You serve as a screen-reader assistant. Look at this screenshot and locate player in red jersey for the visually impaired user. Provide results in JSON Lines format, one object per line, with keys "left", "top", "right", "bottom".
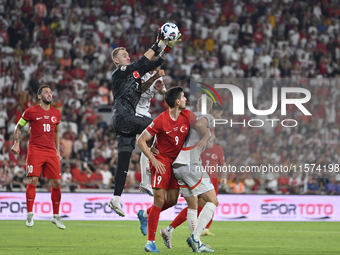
{"left": 11, "top": 85, "right": 65, "bottom": 229}
{"left": 160, "top": 104, "right": 224, "bottom": 251}
{"left": 199, "top": 132, "right": 227, "bottom": 236}
{"left": 137, "top": 86, "right": 210, "bottom": 252}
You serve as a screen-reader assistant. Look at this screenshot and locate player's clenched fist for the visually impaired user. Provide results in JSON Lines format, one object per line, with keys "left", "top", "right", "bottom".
{"left": 11, "top": 142, "right": 20, "bottom": 155}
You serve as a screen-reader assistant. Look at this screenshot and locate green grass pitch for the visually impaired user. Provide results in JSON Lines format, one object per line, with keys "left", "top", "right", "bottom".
{"left": 1, "top": 220, "right": 339, "bottom": 254}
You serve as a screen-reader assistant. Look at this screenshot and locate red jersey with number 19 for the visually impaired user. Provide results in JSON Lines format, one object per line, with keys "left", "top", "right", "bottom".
{"left": 22, "top": 105, "right": 61, "bottom": 156}
{"left": 146, "top": 109, "right": 197, "bottom": 164}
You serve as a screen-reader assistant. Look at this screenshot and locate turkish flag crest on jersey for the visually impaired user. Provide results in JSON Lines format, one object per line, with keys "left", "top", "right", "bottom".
{"left": 133, "top": 71, "right": 140, "bottom": 79}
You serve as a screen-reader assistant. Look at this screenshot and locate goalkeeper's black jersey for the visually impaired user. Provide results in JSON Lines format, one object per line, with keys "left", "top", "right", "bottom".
{"left": 111, "top": 55, "right": 164, "bottom": 119}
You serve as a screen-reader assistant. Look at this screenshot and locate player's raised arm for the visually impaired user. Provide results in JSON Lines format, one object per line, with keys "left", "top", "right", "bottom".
{"left": 138, "top": 31, "right": 182, "bottom": 75}
{"left": 144, "top": 28, "right": 166, "bottom": 60}
{"left": 11, "top": 118, "right": 28, "bottom": 155}
{"left": 54, "top": 123, "right": 61, "bottom": 161}
{"left": 137, "top": 130, "right": 166, "bottom": 174}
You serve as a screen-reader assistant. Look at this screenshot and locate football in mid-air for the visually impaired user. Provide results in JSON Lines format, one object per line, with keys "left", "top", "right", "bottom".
{"left": 161, "top": 22, "right": 179, "bottom": 41}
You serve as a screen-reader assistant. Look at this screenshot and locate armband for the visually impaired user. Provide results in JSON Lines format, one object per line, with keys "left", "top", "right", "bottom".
{"left": 18, "top": 118, "right": 28, "bottom": 127}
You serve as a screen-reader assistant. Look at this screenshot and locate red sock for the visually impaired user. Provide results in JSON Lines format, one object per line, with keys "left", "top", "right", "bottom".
{"left": 146, "top": 199, "right": 172, "bottom": 215}
{"left": 205, "top": 218, "right": 213, "bottom": 229}
{"left": 198, "top": 206, "right": 203, "bottom": 215}
{"left": 26, "top": 184, "right": 36, "bottom": 213}
{"left": 170, "top": 207, "right": 187, "bottom": 229}
{"left": 51, "top": 187, "right": 61, "bottom": 215}
{"left": 147, "top": 205, "right": 161, "bottom": 241}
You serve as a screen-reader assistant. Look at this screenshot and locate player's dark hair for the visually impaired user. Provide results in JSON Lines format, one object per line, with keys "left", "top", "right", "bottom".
{"left": 165, "top": 86, "right": 183, "bottom": 108}
{"left": 212, "top": 102, "right": 224, "bottom": 112}
{"left": 37, "top": 84, "right": 50, "bottom": 96}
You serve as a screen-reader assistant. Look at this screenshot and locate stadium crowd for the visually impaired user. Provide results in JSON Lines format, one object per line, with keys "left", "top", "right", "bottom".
{"left": 1, "top": 0, "right": 340, "bottom": 195}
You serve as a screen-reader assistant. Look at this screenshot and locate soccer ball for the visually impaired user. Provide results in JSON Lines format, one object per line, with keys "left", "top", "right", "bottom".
{"left": 161, "top": 22, "right": 179, "bottom": 41}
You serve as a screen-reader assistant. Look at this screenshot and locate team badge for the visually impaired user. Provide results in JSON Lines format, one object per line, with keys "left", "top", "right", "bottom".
{"left": 51, "top": 116, "right": 57, "bottom": 123}
{"left": 133, "top": 71, "right": 140, "bottom": 79}
{"left": 180, "top": 125, "right": 188, "bottom": 133}
{"left": 121, "top": 66, "right": 126, "bottom": 71}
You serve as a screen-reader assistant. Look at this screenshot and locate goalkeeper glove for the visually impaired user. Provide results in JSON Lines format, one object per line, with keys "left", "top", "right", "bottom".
{"left": 164, "top": 33, "right": 182, "bottom": 53}
{"left": 151, "top": 29, "right": 165, "bottom": 52}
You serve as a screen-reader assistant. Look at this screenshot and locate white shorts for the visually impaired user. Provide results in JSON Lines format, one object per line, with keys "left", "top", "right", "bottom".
{"left": 173, "top": 164, "right": 214, "bottom": 198}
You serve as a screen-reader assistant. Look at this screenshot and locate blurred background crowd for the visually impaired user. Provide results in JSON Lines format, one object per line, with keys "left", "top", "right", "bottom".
{"left": 0, "top": 0, "right": 340, "bottom": 195}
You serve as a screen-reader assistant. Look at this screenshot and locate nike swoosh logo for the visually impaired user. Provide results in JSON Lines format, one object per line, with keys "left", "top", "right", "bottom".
{"left": 36, "top": 117, "right": 42, "bottom": 120}
{"left": 166, "top": 130, "right": 173, "bottom": 134}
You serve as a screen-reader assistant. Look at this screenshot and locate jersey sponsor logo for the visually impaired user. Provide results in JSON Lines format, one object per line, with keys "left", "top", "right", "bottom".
{"left": 174, "top": 127, "right": 178, "bottom": 131}
{"left": 36, "top": 117, "right": 42, "bottom": 120}
{"left": 212, "top": 154, "right": 217, "bottom": 160}
{"left": 206, "top": 153, "right": 211, "bottom": 156}
{"left": 133, "top": 71, "right": 140, "bottom": 79}
{"left": 180, "top": 125, "right": 188, "bottom": 133}
{"left": 120, "top": 66, "right": 126, "bottom": 71}
{"left": 51, "top": 116, "right": 57, "bottom": 123}
{"left": 44, "top": 116, "right": 50, "bottom": 119}
{"left": 166, "top": 130, "right": 173, "bottom": 134}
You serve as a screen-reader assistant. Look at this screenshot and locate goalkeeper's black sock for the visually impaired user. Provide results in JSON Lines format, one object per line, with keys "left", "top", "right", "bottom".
{"left": 113, "top": 151, "right": 132, "bottom": 196}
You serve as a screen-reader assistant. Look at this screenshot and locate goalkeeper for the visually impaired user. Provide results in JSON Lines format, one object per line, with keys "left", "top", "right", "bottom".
{"left": 108, "top": 29, "right": 182, "bottom": 217}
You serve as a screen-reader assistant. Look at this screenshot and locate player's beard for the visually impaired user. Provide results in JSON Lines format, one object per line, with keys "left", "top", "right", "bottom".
{"left": 41, "top": 96, "right": 52, "bottom": 105}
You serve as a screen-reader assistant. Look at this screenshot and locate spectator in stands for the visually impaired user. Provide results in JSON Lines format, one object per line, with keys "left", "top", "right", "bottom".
{"left": 289, "top": 173, "right": 302, "bottom": 194}
{"left": 101, "top": 164, "right": 113, "bottom": 189}
{"left": 229, "top": 178, "right": 245, "bottom": 194}
{"left": 77, "top": 142, "right": 90, "bottom": 162}
{"left": 61, "top": 164, "right": 73, "bottom": 187}
{"left": 60, "top": 132, "right": 73, "bottom": 161}
{"left": 306, "top": 176, "right": 321, "bottom": 195}
{"left": 278, "top": 172, "right": 290, "bottom": 194}
{"left": 244, "top": 174, "right": 256, "bottom": 193}
{"left": 324, "top": 177, "right": 340, "bottom": 195}
{"left": 73, "top": 163, "right": 91, "bottom": 189}
{"left": 89, "top": 166, "right": 103, "bottom": 189}
{"left": 265, "top": 173, "right": 278, "bottom": 194}
{"left": 0, "top": 165, "right": 12, "bottom": 191}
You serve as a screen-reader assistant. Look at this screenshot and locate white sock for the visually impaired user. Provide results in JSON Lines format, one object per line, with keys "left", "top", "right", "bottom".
{"left": 140, "top": 153, "right": 150, "bottom": 186}
{"left": 147, "top": 240, "right": 153, "bottom": 244}
{"left": 53, "top": 214, "right": 59, "bottom": 217}
{"left": 143, "top": 209, "right": 148, "bottom": 218}
{"left": 187, "top": 209, "right": 197, "bottom": 235}
{"left": 193, "top": 202, "right": 216, "bottom": 242}
{"left": 166, "top": 225, "right": 175, "bottom": 234}
{"left": 113, "top": 195, "right": 121, "bottom": 203}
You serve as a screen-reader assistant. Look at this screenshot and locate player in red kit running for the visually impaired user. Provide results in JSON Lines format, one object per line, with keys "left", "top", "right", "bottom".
{"left": 199, "top": 132, "right": 227, "bottom": 236}
{"left": 137, "top": 86, "right": 210, "bottom": 252}
{"left": 11, "top": 85, "right": 65, "bottom": 229}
